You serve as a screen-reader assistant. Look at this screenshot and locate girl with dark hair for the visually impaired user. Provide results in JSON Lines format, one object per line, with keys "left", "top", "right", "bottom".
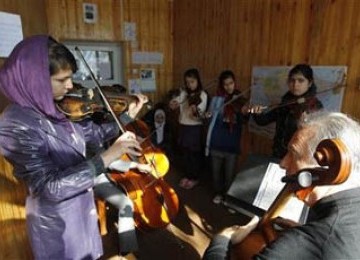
{"left": 249, "top": 64, "right": 323, "bottom": 159}
{"left": 169, "top": 68, "right": 208, "bottom": 189}
{"left": 205, "top": 70, "right": 248, "bottom": 204}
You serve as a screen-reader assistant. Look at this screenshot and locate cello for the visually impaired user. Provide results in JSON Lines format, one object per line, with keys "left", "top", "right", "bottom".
{"left": 231, "top": 138, "right": 351, "bottom": 259}
{"left": 109, "top": 118, "right": 179, "bottom": 230}
{"left": 74, "top": 47, "right": 179, "bottom": 231}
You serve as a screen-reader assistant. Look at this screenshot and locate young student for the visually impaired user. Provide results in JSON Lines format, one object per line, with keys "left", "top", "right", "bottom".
{"left": 0, "top": 35, "right": 145, "bottom": 259}
{"left": 142, "top": 102, "right": 172, "bottom": 155}
{"left": 203, "top": 111, "right": 360, "bottom": 259}
{"left": 205, "top": 70, "right": 248, "bottom": 204}
{"left": 151, "top": 106, "right": 172, "bottom": 158}
{"left": 169, "top": 68, "right": 208, "bottom": 189}
{"left": 248, "top": 64, "right": 323, "bottom": 159}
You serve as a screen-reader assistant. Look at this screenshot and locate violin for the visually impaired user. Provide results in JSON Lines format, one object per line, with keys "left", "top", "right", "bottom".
{"left": 188, "top": 90, "right": 203, "bottom": 106}
{"left": 231, "top": 138, "right": 351, "bottom": 259}
{"left": 169, "top": 79, "right": 218, "bottom": 118}
{"left": 187, "top": 78, "right": 218, "bottom": 107}
{"left": 223, "top": 89, "right": 248, "bottom": 114}
{"left": 286, "top": 95, "right": 322, "bottom": 120}
{"left": 204, "top": 87, "right": 251, "bottom": 120}
{"left": 56, "top": 83, "right": 139, "bottom": 121}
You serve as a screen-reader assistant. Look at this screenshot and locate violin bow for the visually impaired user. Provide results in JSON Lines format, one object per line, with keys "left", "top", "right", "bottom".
{"left": 74, "top": 47, "right": 126, "bottom": 134}
{"left": 253, "top": 81, "right": 346, "bottom": 113}
{"left": 217, "top": 86, "right": 251, "bottom": 110}
{"left": 202, "top": 86, "right": 252, "bottom": 119}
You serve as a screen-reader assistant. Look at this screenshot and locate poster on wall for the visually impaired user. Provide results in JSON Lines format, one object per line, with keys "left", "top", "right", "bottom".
{"left": 249, "top": 66, "right": 347, "bottom": 138}
{"left": 128, "top": 78, "right": 141, "bottom": 94}
{"left": 0, "top": 11, "right": 23, "bottom": 57}
{"left": 140, "top": 68, "right": 156, "bottom": 92}
{"left": 123, "top": 22, "right": 137, "bottom": 42}
{"left": 132, "top": 51, "right": 163, "bottom": 65}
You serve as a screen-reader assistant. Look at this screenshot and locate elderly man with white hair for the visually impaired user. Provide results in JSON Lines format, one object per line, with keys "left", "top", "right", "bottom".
{"left": 204, "top": 111, "right": 360, "bottom": 259}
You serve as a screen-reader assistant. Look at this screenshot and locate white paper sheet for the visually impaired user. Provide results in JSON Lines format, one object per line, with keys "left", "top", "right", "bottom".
{"left": 0, "top": 11, "right": 23, "bottom": 57}
{"left": 253, "top": 162, "right": 305, "bottom": 222}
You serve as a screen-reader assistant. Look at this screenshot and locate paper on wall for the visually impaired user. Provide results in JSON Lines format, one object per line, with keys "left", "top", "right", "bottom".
{"left": 0, "top": 11, "right": 23, "bottom": 57}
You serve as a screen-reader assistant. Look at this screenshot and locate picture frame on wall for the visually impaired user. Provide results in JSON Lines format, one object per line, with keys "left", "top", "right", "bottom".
{"left": 83, "top": 3, "right": 97, "bottom": 24}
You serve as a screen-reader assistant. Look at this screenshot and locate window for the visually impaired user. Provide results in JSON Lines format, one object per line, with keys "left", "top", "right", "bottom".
{"left": 62, "top": 41, "right": 124, "bottom": 88}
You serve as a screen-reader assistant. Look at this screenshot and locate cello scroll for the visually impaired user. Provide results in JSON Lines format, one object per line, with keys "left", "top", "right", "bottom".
{"left": 285, "top": 138, "right": 351, "bottom": 200}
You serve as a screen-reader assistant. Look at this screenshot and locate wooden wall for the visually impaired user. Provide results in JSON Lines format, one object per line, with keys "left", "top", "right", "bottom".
{"left": 121, "top": 0, "right": 174, "bottom": 102}
{"left": 173, "top": 0, "right": 360, "bottom": 155}
{"left": 46, "top": 0, "right": 173, "bottom": 105}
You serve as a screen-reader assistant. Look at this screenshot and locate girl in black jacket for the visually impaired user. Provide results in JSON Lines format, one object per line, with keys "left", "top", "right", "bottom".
{"left": 249, "top": 64, "right": 323, "bottom": 159}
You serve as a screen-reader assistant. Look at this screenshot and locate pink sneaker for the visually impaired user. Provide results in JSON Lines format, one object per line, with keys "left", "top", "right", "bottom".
{"left": 184, "top": 179, "right": 199, "bottom": 189}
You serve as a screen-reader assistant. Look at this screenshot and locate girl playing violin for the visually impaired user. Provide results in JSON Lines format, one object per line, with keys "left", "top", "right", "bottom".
{"left": 169, "top": 68, "right": 208, "bottom": 189}
{"left": 0, "top": 35, "right": 146, "bottom": 259}
{"left": 205, "top": 70, "right": 248, "bottom": 205}
{"left": 248, "top": 64, "right": 323, "bottom": 159}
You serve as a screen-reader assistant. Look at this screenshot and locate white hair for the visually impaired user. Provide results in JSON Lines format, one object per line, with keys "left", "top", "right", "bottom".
{"left": 300, "top": 111, "right": 360, "bottom": 184}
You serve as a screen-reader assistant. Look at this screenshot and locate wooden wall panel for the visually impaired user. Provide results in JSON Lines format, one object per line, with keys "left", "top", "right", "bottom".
{"left": 173, "top": 0, "right": 360, "bottom": 156}
{"left": 46, "top": 0, "right": 120, "bottom": 41}
{"left": 0, "top": 2, "right": 47, "bottom": 258}
{"left": 46, "top": 0, "right": 173, "bottom": 106}
{"left": 121, "top": 0, "right": 173, "bottom": 103}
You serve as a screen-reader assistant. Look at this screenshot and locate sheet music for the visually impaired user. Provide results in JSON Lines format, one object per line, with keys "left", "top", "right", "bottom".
{"left": 253, "top": 162, "right": 305, "bottom": 222}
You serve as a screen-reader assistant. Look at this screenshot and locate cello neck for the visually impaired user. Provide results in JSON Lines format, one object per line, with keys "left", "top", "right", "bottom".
{"left": 257, "top": 184, "right": 296, "bottom": 243}
{"left": 259, "top": 184, "right": 295, "bottom": 226}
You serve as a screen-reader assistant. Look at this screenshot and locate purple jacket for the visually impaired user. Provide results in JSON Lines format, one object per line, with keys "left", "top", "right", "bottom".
{"left": 0, "top": 35, "right": 119, "bottom": 259}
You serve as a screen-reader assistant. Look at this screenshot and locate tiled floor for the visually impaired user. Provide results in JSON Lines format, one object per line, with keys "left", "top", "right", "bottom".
{"left": 100, "top": 156, "right": 250, "bottom": 260}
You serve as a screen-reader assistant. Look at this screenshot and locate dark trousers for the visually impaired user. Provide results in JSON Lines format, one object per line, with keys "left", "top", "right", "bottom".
{"left": 181, "top": 149, "right": 202, "bottom": 180}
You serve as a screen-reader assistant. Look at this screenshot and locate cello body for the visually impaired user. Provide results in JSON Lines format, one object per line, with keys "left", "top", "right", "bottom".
{"left": 231, "top": 230, "right": 268, "bottom": 260}
{"left": 110, "top": 119, "right": 180, "bottom": 231}
{"left": 110, "top": 170, "right": 179, "bottom": 231}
